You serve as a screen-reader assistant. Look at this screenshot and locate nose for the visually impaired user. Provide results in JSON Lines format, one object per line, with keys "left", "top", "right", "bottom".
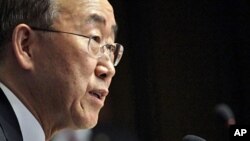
{"left": 95, "top": 61, "right": 116, "bottom": 82}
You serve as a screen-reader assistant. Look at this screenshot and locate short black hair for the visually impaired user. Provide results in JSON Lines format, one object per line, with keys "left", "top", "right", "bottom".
{"left": 0, "top": 0, "right": 57, "bottom": 54}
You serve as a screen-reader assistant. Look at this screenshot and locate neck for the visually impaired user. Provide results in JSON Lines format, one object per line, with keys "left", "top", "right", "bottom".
{"left": 0, "top": 69, "right": 60, "bottom": 140}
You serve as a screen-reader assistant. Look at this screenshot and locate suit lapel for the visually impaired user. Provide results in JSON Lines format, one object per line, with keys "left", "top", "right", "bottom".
{"left": 0, "top": 89, "right": 23, "bottom": 141}
{"left": 0, "top": 125, "right": 7, "bottom": 141}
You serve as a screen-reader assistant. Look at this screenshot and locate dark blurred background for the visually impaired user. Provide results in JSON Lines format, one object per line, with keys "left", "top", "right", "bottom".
{"left": 102, "top": 1, "right": 250, "bottom": 141}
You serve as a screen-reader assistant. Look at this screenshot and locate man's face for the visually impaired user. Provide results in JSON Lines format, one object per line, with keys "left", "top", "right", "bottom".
{"left": 33, "top": 0, "right": 117, "bottom": 129}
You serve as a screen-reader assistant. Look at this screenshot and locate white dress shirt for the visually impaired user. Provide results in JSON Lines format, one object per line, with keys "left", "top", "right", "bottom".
{"left": 0, "top": 82, "right": 45, "bottom": 141}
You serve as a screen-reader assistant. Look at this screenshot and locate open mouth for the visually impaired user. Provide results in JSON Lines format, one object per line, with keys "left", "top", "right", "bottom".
{"left": 89, "top": 91, "right": 102, "bottom": 99}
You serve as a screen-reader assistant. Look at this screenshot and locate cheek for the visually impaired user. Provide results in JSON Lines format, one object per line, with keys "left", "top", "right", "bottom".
{"left": 66, "top": 53, "right": 97, "bottom": 97}
{"left": 54, "top": 41, "right": 97, "bottom": 83}
{"left": 35, "top": 36, "right": 97, "bottom": 98}
{"left": 70, "top": 58, "right": 96, "bottom": 94}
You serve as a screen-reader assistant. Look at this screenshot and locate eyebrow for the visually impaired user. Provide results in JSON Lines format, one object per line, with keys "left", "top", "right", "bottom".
{"left": 86, "top": 13, "right": 118, "bottom": 38}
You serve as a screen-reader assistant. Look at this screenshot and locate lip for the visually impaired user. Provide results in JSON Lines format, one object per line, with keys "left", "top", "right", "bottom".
{"left": 88, "top": 89, "right": 109, "bottom": 106}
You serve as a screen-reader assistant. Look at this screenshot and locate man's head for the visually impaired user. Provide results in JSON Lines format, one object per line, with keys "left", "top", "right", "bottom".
{"left": 0, "top": 0, "right": 123, "bottom": 139}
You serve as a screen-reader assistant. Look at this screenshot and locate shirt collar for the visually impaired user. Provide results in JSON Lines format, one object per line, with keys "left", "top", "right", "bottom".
{"left": 0, "top": 82, "right": 45, "bottom": 141}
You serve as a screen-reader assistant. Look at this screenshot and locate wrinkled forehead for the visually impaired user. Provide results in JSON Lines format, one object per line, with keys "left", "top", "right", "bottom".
{"left": 53, "top": 0, "right": 117, "bottom": 36}
{"left": 54, "top": 0, "right": 116, "bottom": 24}
{"left": 56, "top": 0, "right": 113, "bottom": 13}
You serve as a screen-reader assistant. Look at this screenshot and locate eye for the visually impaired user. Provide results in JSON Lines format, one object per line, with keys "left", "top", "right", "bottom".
{"left": 106, "top": 44, "right": 116, "bottom": 52}
{"left": 91, "top": 35, "right": 101, "bottom": 43}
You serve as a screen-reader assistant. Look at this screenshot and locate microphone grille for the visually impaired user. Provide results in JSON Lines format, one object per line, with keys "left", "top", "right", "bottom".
{"left": 182, "top": 135, "right": 206, "bottom": 141}
{"left": 215, "top": 103, "right": 236, "bottom": 126}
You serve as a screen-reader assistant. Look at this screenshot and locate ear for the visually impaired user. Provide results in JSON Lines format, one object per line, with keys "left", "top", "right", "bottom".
{"left": 12, "top": 24, "right": 35, "bottom": 70}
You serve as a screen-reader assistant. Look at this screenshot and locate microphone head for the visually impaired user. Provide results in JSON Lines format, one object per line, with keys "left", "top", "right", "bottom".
{"left": 215, "top": 103, "right": 236, "bottom": 126}
{"left": 182, "top": 135, "right": 206, "bottom": 141}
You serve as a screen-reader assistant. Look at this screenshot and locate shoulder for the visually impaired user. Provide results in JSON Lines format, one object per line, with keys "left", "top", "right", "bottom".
{"left": 0, "top": 89, "right": 23, "bottom": 141}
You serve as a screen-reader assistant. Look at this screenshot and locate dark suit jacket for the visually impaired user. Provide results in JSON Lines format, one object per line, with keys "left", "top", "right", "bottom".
{"left": 0, "top": 89, "right": 23, "bottom": 141}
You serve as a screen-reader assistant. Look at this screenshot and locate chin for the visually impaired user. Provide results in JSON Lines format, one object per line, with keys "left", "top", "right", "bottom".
{"left": 69, "top": 97, "right": 104, "bottom": 130}
{"left": 71, "top": 105, "right": 100, "bottom": 129}
{"left": 73, "top": 115, "right": 99, "bottom": 129}
{"left": 84, "top": 120, "right": 98, "bottom": 129}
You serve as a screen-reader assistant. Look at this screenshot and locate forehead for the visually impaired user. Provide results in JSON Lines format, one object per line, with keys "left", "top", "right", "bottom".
{"left": 57, "top": 0, "right": 113, "bottom": 13}
{"left": 54, "top": 0, "right": 116, "bottom": 28}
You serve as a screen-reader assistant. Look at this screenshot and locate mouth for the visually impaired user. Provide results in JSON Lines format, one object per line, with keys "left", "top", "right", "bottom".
{"left": 89, "top": 89, "right": 109, "bottom": 100}
{"left": 89, "top": 91, "right": 102, "bottom": 99}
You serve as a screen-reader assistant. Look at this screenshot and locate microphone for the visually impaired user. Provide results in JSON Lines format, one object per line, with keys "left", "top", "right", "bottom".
{"left": 215, "top": 103, "right": 236, "bottom": 127}
{"left": 182, "top": 135, "right": 206, "bottom": 141}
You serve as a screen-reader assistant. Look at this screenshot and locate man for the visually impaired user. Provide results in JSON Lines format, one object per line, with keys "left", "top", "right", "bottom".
{"left": 0, "top": 0, "right": 123, "bottom": 141}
